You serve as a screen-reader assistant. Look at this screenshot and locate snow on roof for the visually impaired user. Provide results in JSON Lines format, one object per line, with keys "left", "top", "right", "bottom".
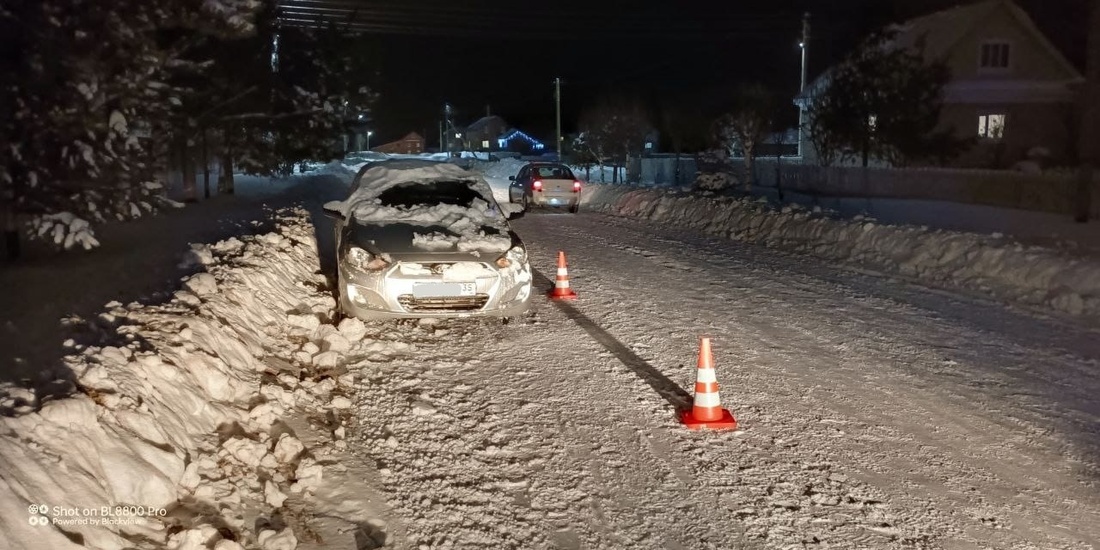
{"left": 342, "top": 159, "right": 513, "bottom": 255}
{"left": 466, "top": 115, "right": 506, "bottom": 133}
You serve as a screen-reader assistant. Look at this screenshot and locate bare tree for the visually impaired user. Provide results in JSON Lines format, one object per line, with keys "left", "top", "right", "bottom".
{"left": 713, "top": 84, "right": 775, "bottom": 190}
{"left": 578, "top": 97, "right": 651, "bottom": 183}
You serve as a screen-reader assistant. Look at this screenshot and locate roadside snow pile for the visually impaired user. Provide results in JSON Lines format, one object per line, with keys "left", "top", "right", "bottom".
{"left": 0, "top": 209, "right": 383, "bottom": 549}
{"left": 476, "top": 157, "right": 526, "bottom": 182}
{"left": 582, "top": 184, "right": 1100, "bottom": 319}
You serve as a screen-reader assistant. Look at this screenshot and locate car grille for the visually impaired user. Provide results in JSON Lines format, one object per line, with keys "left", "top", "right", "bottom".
{"left": 397, "top": 294, "right": 490, "bottom": 312}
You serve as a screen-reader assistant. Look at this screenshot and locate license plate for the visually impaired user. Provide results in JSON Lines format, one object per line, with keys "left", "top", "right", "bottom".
{"left": 412, "top": 282, "right": 476, "bottom": 297}
{"left": 549, "top": 198, "right": 560, "bottom": 205}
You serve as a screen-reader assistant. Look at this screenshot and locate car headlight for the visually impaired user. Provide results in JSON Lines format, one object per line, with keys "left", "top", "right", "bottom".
{"left": 495, "top": 245, "right": 528, "bottom": 269}
{"left": 347, "top": 246, "right": 389, "bottom": 272}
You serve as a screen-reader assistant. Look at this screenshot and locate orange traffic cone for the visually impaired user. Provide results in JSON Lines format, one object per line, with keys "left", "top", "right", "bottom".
{"left": 548, "top": 250, "right": 578, "bottom": 300}
{"left": 680, "top": 337, "right": 738, "bottom": 430}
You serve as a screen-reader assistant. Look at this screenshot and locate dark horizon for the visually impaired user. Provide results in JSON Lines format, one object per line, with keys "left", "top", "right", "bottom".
{"left": 304, "top": 0, "right": 1089, "bottom": 146}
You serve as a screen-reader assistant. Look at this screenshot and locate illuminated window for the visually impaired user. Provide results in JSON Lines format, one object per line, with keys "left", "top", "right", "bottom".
{"left": 481, "top": 140, "right": 490, "bottom": 148}
{"left": 980, "top": 42, "right": 1010, "bottom": 70}
{"left": 868, "top": 114, "right": 877, "bottom": 131}
{"left": 978, "top": 113, "right": 1005, "bottom": 139}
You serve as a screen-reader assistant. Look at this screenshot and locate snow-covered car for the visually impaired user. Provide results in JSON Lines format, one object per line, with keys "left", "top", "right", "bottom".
{"left": 323, "top": 160, "right": 532, "bottom": 321}
{"left": 507, "top": 162, "right": 582, "bottom": 213}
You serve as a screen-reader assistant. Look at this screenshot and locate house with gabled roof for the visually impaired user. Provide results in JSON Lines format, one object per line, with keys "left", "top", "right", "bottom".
{"left": 796, "top": 0, "right": 1084, "bottom": 168}
{"left": 372, "top": 132, "right": 425, "bottom": 155}
{"left": 464, "top": 115, "right": 508, "bottom": 151}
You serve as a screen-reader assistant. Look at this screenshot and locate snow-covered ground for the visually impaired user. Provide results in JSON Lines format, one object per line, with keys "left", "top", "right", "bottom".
{"left": 2, "top": 156, "right": 1099, "bottom": 549}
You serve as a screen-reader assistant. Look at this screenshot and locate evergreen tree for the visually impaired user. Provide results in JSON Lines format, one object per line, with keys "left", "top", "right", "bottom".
{"left": 806, "top": 30, "right": 966, "bottom": 168}
{"left": 0, "top": 0, "right": 262, "bottom": 256}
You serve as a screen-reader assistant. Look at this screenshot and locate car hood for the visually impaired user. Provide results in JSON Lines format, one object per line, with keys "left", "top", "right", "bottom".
{"left": 345, "top": 221, "right": 518, "bottom": 263}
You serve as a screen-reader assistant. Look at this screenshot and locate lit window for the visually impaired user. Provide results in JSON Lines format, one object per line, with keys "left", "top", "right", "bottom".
{"left": 868, "top": 114, "right": 877, "bottom": 131}
{"left": 978, "top": 113, "right": 1005, "bottom": 139}
{"left": 980, "top": 42, "right": 1010, "bottom": 70}
{"left": 481, "top": 140, "right": 490, "bottom": 148}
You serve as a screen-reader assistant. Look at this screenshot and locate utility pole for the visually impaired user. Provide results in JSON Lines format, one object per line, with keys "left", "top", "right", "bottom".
{"left": 444, "top": 103, "right": 453, "bottom": 156}
{"left": 798, "top": 12, "right": 810, "bottom": 160}
{"left": 439, "top": 120, "right": 444, "bottom": 153}
{"left": 1075, "top": 0, "right": 1098, "bottom": 223}
{"left": 554, "top": 77, "right": 563, "bottom": 160}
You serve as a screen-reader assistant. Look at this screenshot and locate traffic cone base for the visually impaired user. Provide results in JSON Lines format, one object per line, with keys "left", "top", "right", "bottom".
{"left": 679, "top": 408, "right": 738, "bottom": 430}
{"left": 548, "top": 288, "right": 578, "bottom": 300}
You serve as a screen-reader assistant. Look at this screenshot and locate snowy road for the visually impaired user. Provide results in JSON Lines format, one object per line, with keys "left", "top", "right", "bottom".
{"left": 344, "top": 209, "right": 1100, "bottom": 549}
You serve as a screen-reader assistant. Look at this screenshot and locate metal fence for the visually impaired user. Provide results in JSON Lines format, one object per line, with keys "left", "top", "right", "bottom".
{"left": 752, "top": 160, "right": 1100, "bottom": 217}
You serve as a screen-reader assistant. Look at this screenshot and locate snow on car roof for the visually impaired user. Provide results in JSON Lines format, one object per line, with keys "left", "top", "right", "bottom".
{"left": 342, "top": 159, "right": 513, "bottom": 255}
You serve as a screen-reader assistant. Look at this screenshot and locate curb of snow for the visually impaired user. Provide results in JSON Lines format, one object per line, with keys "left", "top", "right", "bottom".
{"left": 582, "top": 184, "right": 1100, "bottom": 320}
{"left": 0, "top": 208, "right": 377, "bottom": 549}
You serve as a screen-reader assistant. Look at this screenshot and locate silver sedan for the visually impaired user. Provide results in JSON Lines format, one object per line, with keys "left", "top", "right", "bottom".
{"left": 323, "top": 160, "right": 532, "bottom": 321}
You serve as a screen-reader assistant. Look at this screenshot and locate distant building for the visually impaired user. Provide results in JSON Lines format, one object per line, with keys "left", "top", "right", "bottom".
{"left": 795, "top": 0, "right": 1084, "bottom": 168}
{"left": 465, "top": 116, "right": 508, "bottom": 151}
{"left": 373, "top": 132, "right": 425, "bottom": 155}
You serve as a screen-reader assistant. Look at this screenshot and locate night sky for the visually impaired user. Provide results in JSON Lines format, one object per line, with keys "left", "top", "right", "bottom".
{"left": 294, "top": 0, "right": 1089, "bottom": 147}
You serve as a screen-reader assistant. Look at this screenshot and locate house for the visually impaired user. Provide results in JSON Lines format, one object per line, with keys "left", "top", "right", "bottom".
{"left": 372, "top": 132, "right": 425, "bottom": 155}
{"left": 497, "top": 129, "right": 547, "bottom": 153}
{"left": 795, "top": 0, "right": 1084, "bottom": 168}
{"left": 464, "top": 115, "right": 508, "bottom": 151}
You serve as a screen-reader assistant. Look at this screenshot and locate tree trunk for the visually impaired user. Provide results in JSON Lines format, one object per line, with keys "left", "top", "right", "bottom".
{"left": 221, "top": 153, "right": 235, "bottom": 195}
{"left": 1075, "top": 0, "right": 1099, "bottom": 223}
{"left": 182, "top": 138, "right": 197, "bottom": 203}
{"left": 674, "top": 151, "right": 681, "bottom": 185}
{"left": 613, "top": 163, "right": 619, "bottom": 183}
{"left": 202, "top": 127, "right": 210, "bottom": 200}
{"left": 776, "top": 148, "right": 784, "bottom": 203}
{"left": 1, "top": 177, "right": 18, "bottom": 261}
{"left": 219, "top": 128, "right": 235, "bottom": 195}
{"left": 743, "top": 150, "right": 754, "bottom": 192}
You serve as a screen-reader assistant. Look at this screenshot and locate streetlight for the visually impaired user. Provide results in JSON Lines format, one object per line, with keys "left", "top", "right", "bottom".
{"left": 366, "top": 130, "right": 373, "bottom": 151}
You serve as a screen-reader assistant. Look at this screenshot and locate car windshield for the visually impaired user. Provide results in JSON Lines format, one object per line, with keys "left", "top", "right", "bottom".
{"left": 534, "top": 165, "right": 574, "bottom": 179}
{"left": 376, "top": 180, "right": 484, "bottom": 209}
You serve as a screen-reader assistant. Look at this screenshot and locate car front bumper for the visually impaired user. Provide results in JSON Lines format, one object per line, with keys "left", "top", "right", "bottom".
{"left": 338, "top": 260, "right": 533, "bottom": 320}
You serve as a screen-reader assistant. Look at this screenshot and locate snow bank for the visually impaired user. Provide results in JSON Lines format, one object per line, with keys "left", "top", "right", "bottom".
{"left": 0, "top": 209, "right": 377, "bottom": 549}
{"left": 582, "top": 184, "right": 1100, "bottom": 319}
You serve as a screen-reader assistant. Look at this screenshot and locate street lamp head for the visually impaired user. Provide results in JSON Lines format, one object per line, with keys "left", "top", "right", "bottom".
{"left": 367, "top": 130, "right": 373, "bottom": 136}
{"left": 799, "top": 41, "right": 805, "bottom": 48}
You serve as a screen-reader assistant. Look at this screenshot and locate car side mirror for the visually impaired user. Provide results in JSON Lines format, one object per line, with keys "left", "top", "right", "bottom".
{"left": 508, "top": 176, "right": 516, "bottom": 181}
{"left": 322, "top": 201, "right": 345, "bottom": 221}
